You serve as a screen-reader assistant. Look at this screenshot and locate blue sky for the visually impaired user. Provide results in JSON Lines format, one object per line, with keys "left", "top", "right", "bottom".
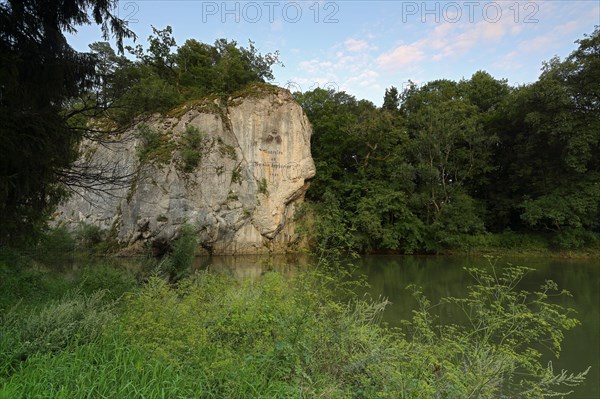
{"left": 66, "top": 1, "right": 600, "bottom": 105}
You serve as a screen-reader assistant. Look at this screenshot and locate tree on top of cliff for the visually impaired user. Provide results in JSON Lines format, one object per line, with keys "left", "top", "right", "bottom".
{"left": 91, "top": 26, "right": 282, "bottom": 123}
{"left": 0, "top": 0, "right": 135, "bottom": 245}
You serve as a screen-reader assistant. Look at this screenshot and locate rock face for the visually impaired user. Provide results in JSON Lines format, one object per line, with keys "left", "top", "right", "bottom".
{"left": 54, "top": 85, "right": 315, "bottom": 255}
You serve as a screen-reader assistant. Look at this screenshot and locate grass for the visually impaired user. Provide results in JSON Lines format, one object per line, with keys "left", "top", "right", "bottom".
{"left": 164, "top": 95, "right": 223, "bottom": 119}
{"left": 0, "top": 243, "right": 591, "bottom": 398}
{"left": 258, "top": 177, "right": 268, "bottom": 194}
{"left": 0, "top": 331, "right": 205, "bottom": 399}
{"left": 228, "top": 82, "right": 282, "bottom": 105}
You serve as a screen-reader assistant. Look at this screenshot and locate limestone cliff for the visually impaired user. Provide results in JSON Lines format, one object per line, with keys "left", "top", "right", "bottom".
{"left": 54, "top": 85, "right": 315, "bottom": 255}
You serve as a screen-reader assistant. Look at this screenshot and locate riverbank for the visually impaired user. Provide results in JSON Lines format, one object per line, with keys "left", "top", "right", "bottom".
{"left": 451, "top": 248, "right": 600, "bottom": 259}
{"left": 361, "top": 231, "right": 600, "bottom": 259}
{"left": 1, "top": 246, "right": 595, "bottom": 398}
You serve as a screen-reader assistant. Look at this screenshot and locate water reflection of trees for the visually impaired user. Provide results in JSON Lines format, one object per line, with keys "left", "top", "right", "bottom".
{"left": 191, "top": 254, "right": 311, "bottom": 281}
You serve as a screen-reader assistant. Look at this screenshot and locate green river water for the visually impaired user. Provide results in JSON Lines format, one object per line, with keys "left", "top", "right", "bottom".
{"left": 195, "top": 254, "right": 599, "bottom": 398}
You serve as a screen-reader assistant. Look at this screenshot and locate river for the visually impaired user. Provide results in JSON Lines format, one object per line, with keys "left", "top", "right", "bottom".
{"left": 195, "top": 254, "right": 599, "bottom": 398}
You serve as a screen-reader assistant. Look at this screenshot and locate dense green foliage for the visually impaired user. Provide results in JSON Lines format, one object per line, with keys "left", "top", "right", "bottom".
{"left": 0, "top": 0, "right": 134, "bottom": 245}
{"left": 298, "top": 27, "right": 599, "bottom": 254}
{"left": 158, "top": 224, "right": 199, "bottom": 281}
{"left": 90, "top": 26, "right": 281, "bottom": 125}
{"left": 181, "top": 125, "right": 204, "bottom": 172}
{"left": 0, "top": 243, "right": 589, "bottom": 398}
{"left": 487, "top": 30, "right": 600, "bottom": 249}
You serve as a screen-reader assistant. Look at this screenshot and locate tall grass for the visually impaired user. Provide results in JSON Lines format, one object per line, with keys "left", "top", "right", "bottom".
{"left": 0, "top": 243, "right": 590, "bottom": 398}
{"left": 0, "top": 331, "right": 205, "bottom": 399}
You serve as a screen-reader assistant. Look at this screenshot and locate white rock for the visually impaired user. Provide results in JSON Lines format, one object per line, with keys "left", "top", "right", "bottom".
{"left": 53, "top": 85, "right": 315, "bottom": 255}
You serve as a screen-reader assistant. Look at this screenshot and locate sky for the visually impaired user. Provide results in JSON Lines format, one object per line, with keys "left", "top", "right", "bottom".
{"left": 66, "top": 0, "right": 600, "bottom": 105}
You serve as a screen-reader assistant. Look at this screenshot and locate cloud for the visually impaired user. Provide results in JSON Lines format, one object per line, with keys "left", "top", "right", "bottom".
{"left": 512, "top": 16, "right": 592, "bottom": 58}
{"left": 554, "top": 20, "right": 581, "bottom": 36}
{"left": 478, "top": 19, "right": 510, "bottom": 40}
{"left": 289, "top": 35, "right": 382, "bottom": 101}
{"left": 492, "top": 9, "right": 595, "bottom": 72}
{"left": 431, "top": 12, "right": 523, "bottom": 60}
{"left": 298, "top": 59, "right": 333, "bottom": 74}
{"left": 281, "top": 0, "right": 595, "bottom": 105}
{"left": 344, "top": 69, "right": 379, "bottom": 88}
{"left": 493, "top": 50, "right": 523, "bottom": 71}
{"left": 377, "top": 43, "right": 426, "bottom": 69}
{"left": 375, "top": 12, "right": 521, "bottom": 68}
{"left": 270, "top": 19, "right": 283, "bottom": 32}
{"left": 432, "top": 30, "right": 477, "bottom": 60}
{"left": 344, "top": 38, "right": 370, "bottom": 52}
{"left": 520, "top": 34, "right": 554, "bottom": 53}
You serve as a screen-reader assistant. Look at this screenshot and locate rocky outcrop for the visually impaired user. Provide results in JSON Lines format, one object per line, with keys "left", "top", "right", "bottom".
{"left": 54, "top": 85, "right": 315, "bottom": 255}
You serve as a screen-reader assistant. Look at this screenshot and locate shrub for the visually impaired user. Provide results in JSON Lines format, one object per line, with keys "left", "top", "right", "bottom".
{"left": 552, "top": 228, "right": 600, "bottom": 250}
{"left": 0, "top": 250, "right": 75, "bottom": 310}
{"left": 120, "top": 74, "right": 182, "bottom": 118}
{"left": 181, "top": 125, "right": 204, "bottom": 172}
{"left": 0, "top": 253, "right": 40, "bottom": 309}
{"left": 159, "top": 224, "right": 197, "bottom": 281}
{"left": 75, "top": 223, "right": 104, "bottom": 249}
{"left": 136, "top": 123, "right": 175, "bottom": 164}
{"left": 231, "top": 166, "right": 243, "bottom": 184}
{"left": 400, "top": 265, "right": 589, "bottom": 398}
{"left": 258, "top": 177, "right": 268, "bottom": 194}
{"left": 34, "top": 227, "right": 76, "bottom": 267}
{"left": 121, "top": 269, "right": 386, "bottom": 396}
{"left": 0, "top": 259, "right": 589, "bottom": 398}
{"left": 119, "top": 263, "right": 588, "bottom": 398}
{"left": 0, "top": 264, "right": 48, "bottom": 310}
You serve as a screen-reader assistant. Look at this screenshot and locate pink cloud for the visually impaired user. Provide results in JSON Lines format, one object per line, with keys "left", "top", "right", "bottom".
{"left": 344, "top": 38, "right": 370, "bottom": 52}
{"left": 377, "top": 43, "right": 426, "bottom": 69}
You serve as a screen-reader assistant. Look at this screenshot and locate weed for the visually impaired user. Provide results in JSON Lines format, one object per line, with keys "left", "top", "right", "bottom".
{"left": 227, "top": 191, "right": 239, "bottom": 202}
{"left": 231, "top": 165, "right": 243, "bottom": 184}
{"left": 258, "top": 178, "right": 268, "bottom": 194}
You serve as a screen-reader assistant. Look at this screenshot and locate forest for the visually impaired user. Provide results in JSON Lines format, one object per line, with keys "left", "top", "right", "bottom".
{"left": 298, "top": 36, "right": 600, "bottom": 254}
{"left": 2, "top": 10, "right": 598, "bottom": 253}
